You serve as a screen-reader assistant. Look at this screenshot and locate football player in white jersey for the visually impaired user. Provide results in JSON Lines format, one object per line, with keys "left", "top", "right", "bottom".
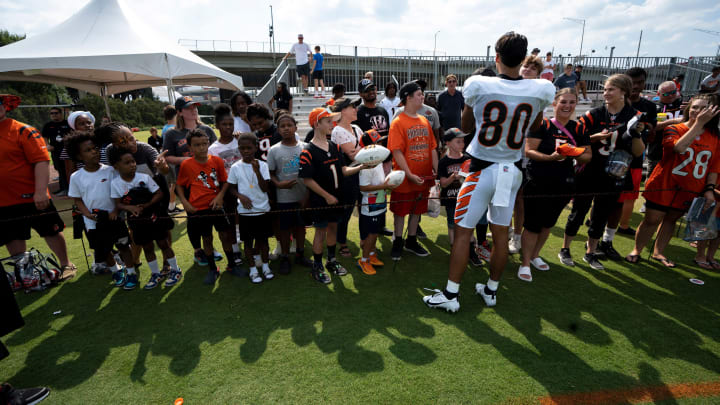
{"left": 423, "top": 32, "right": 555, "bottom": 312}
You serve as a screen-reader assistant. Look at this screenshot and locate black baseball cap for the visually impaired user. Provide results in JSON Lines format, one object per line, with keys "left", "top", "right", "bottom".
{"left": 399, "top": 81, "right": 422, "bottom": 102}
{"left": 442, "top": 128, "right": 466, "bottom": 142}
{"left": 532, "top": 48, "right": 540, "bottom": 53}
{"left": 358, "top": 79, "right": 376, "bottom": 93}
{"left": 175, "top": 96, "right": 200, "bottom": 110}
{"left": 331, "top": 97, "right": 362, "bottom": 112}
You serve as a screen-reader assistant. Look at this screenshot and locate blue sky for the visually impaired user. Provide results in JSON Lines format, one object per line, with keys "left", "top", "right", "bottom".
{"left": 2, "top": 0, "right": 719, "bottom": 58}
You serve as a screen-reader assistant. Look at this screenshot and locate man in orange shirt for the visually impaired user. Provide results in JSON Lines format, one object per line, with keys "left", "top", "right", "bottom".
{"left": 0, "top": 94, "right": 73, "bottom": 277}
{"left": 388, "top": 81, "right": 438, "bottom": 260}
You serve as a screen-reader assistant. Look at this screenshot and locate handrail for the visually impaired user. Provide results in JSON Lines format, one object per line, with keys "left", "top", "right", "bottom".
{"left": 255, "top": 59, "right": 289, "bottom": 106}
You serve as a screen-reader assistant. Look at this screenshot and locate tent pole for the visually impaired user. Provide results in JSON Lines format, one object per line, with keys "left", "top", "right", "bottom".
{"left": 164, "top": 54, "right": 176, "bottom": 102}
{"left": 101, "top": 85, "right": 112, "bottom": 120}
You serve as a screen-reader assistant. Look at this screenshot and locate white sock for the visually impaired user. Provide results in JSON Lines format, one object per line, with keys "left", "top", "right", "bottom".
{"left": 148, "top": 260, "right": 160, "bottom": 275}
{"left": 446, "top": 280, "right": 460, "bottom": 294}
{"left": 486, "top": 279, "right": 499, "bottom": 291}
{"left": 262, "top": 263, "right": 271, "bottom": 272}
{"left": 602, "top": 227, "right": 617, "bottom": 243}
{"left": 232, "top": 243, "right": 240, "bottom": 253}
{"left": 167, "top": 257, "right": 179, "bottom": 272}
{"left": 361, "top": 257, "right": 369, "bottom": 262}
{"left": 168, "top": 202, "right": 176, "bottom": 211}
{"left": 249, "top": 266, "right": 258, "bottom": 275}
{"left": 254, "top": 254, "right": 261, "bottom": 263}
{"left": 126, "top": 266, "right": 136, "bottom": 275}
{"left": 112, "top": 263, "right": 122, "bottom": 273}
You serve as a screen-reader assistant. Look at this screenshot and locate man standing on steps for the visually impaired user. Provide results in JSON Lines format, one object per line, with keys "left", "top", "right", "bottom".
{"left": 353, "top": 79, "right": 390, "bottom": 137}
{"left": 284, "top": 34, "right": 313, "bottom": 95}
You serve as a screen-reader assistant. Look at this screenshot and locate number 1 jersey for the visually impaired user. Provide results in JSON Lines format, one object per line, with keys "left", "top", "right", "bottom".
{"left": 463, "top": 75, "right": 555, "bottom": 163}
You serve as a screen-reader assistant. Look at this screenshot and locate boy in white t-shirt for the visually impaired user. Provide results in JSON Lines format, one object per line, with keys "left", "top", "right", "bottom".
{"left": 358, "top": 164, "right": 398, "bottom": 275}
{"left": 109, "top": 148, "right": 182, "bottom": 290}
{"left": 223, "top": 133, "right": 274, "bottom": 284}
{"left": 66, "top": 132, "right": 134, "bottom": 289}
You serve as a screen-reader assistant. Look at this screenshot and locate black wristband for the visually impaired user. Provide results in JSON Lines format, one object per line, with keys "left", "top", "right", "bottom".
{"left": 703, "top": 184, "right": 716, "bottom": 192}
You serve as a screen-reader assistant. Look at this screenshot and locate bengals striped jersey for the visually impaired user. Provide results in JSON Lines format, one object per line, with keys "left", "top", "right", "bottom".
{"left": 463, "top": 75, "right": 555, "bottom": 163}
{"left": 643, "top": 123, "right": 720, "bottom": 210}
{"left": 298, "top": 141, "right": 346, "bottom": 205}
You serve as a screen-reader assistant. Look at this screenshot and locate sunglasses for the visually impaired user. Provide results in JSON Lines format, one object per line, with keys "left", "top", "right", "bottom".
{"left": 447, "top": 80, "right": 457, "bottom": 83}
{"left": 50, "top": 111, "right": 61, "bottom": 115}
{"left": 660, "top": 90, "right": 677, "bottom": 97}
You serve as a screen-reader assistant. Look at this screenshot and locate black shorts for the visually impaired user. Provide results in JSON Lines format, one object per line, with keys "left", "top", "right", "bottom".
{"left": 297, "top": 63, "right": 310, "bottom": 76}
{"left": 238, "top": 213, "right": 273, "bottom": 244}
{"left": 128, "top": 214, "right": 174, "bottom": 245}
{"left": 359, "top": 213, "right": 385, "bottom": 240}
{"left": 276, "top": 202, "right": 305, "bottom": 230}
{"left": 187, "top": 209, "right": 232, "bottom": 240}
{"left": 0, "top": 201, "right": 65, "bottom": 246}
{"left": 87, "top": 218, "right": 131, "bottom": 261}
{"left": 645, "top": 199, "right": 686, "bottom": 214}
{"left": 312, "top": 70, "right": 324, "bottom": 80}
{"left": 310, "top": 203, "right": 343, "bottom": 228}
{"left": 523, "top": 179, "right": 572, "bottom": 233}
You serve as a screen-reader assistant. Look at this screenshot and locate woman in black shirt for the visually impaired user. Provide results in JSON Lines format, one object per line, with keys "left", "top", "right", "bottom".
{"left": 520, "top": 88, "right": 591, "bottom": 282}
{"left": 269, "top": 82, "right": 293, "bottom": 112}
{"left": 561, "top": 74, "right": 645, "bottom": 270}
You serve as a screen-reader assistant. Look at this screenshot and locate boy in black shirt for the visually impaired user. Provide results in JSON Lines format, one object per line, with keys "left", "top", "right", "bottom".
{"left": 299, "top": 108, "right": 368, "bottom": 284}
{"left": 247, "top": 103, "right": 282, "bottom": 161}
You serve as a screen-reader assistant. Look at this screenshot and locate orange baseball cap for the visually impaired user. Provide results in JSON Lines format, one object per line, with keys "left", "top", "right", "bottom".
{"left": 556, "top": 143, "right": 586, "bottom": 157}
{"left": 308, "top": 107, "right": 339, "bottom": 128}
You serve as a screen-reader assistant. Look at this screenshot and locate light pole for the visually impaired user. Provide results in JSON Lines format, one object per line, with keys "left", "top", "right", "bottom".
{"left": 433, "top": 30, "right": 440, "bottom": 90}
{"left": 563, "top": 17, "right": 586, "bottom": 58}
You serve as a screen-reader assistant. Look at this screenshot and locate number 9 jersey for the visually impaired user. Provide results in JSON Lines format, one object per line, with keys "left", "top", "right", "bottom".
{"left": 463, "top": 75, "right": 555, "bottom": 163}
{"left": 643, "top": 123, "right": 720, "bottom": 210}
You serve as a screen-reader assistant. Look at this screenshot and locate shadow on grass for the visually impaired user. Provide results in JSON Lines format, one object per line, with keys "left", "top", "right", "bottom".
{"left": 4, "top": 216, "right": 720, "bottom": 402}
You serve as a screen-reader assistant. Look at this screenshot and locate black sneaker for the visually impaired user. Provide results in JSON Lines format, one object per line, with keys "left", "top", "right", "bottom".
{"left": 416, "top": 225, "right": 427, "bottom": 239}
{"left": 1, "top": 383, "right": 50, "bottom": 405}
{"left": 405, "top": 239, "right": 430, "bottom": 257}
{"left": 325, "top": 260, "right": 348, "bottom": 276}
{"left": 311, "top": 262, "right": 331, "bottom": 284}
{"left": 469, "top": 243, "right": 483, "bottom": 267}
{"left": 597, "top": 240, "right": 622, "bottom": 261}
{"left": 583, "top": 253, "right": 604, "bottom": 270}
{"left": 391, "top": 238, "right": 404, "bottom": 261}
{"left": 381, "top": 227, "right": 394, "bottom": 236}
{"left": 294, "top": 255, "right": 314, "bottom": 268}
{"left": 228, "top": 264, "right": 248, "bottom": 278}
{"left": 278, "top": 256, "right": 291, "bottom": 275}
{"left": 203, "top": 269, "right": 219, "bottom": 284}
{"left": 617, "top": 226, "right": 636, "bottom": 236}
{"left": 558, "top": 248, "right": 575, "bottom": 266}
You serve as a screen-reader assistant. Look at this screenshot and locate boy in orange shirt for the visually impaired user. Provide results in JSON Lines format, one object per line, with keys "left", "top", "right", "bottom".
{"left": 176, "top": 128, "right": 235, "bottom": 285}
{"left": 387, "top": 81, "right": 438, "bottom": 260}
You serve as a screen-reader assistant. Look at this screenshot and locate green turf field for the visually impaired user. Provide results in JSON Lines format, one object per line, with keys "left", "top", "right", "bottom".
{"left": 2, "top": 197, "right": 720, "bottom": 404}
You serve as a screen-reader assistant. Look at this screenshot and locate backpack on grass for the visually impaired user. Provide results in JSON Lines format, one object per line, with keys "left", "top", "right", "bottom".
{"left": 1, "top": 248, "right": 62, "bottom": 294}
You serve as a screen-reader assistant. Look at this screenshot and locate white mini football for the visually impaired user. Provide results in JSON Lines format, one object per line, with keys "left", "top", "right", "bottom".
{"left": 385, "top": 170, "right": 405, "bottom": 186}
{"left": 354, "top": 144, "right": 390, "bottom": 166}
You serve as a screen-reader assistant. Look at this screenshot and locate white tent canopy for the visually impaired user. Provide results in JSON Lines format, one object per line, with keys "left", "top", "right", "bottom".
{"left": 0, "top": 0, "right": 243, "bottom": 96}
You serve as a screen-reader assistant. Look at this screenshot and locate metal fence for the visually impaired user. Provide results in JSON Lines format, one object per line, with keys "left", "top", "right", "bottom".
{"left": 178, "top": 39, "right": 445, "bottom": 57}
{"left": 263, "top": 54, "right": 718, "bottom": 96}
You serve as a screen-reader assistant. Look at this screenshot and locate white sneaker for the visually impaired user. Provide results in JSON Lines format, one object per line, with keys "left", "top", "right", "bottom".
{"left": 249, "top": 269, "right": 263, "bottom": 284}
{"left": 475, "top": 283, "right": 497, "bottom": 307}
{"left": 422, "top": 288, "right": 460, "bottom": 313}
{"left": 530, "top": 257, "right": 550, "bottom": 271}
{"left": 262, "top": 265, "right": 274, "bottom": 280}
{"left": 517, "top": 265, "right": 532, "bottom": 282}
{"left": 508, "top": 235, "right": 521, "bottom": 254}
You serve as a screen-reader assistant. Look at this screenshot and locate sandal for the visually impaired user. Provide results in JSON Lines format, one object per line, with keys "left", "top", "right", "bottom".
{"left": 339, "top": 245, "right": 351, "bottom": 258}
{"left": 60, "top": 263, "right": 77, "bottom": 281}
{"left": 625, "top": 254, "right": 640, "bottom": 264}
{"left": 693, "top": 259, "right": 713, "bottom": 270}
{"left": 517, "top": 265, "right": 532, "bottom": 282}
{"left": 651, "top": 256, "right": 676, "bottom": 268}
{"left": 708, "top": 260, "right": 720, "bottom": 270}
{"left": 530, "top": 257, "right": 550, "bottom": 271}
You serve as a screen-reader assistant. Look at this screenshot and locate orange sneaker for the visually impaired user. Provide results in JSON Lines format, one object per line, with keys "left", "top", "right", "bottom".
{"left": 369, "top": 254, "right": 384, "bottom": 267}
{"left": 357, "top": 259, "right": 376, "bottom": 275}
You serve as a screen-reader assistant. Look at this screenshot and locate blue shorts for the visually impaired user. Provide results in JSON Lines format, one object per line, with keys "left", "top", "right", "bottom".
{"left": 276, "top": 202, "right": 305, "bottom": 230}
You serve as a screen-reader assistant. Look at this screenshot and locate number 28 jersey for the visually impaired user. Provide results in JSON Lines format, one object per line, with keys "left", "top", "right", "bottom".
{"left": 463, "top": 75, "right": 555, "bottom": 163}
{"left": 643, "top": 123, "right": 720, "bottom": 210}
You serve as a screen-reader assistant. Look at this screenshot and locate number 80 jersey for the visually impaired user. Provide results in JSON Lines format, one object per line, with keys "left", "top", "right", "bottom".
{"left": 644, "top": 123, "right": 720, "bottom": 210}
{"left": 463, "top": 75, "right": 555, "bottom": 163}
